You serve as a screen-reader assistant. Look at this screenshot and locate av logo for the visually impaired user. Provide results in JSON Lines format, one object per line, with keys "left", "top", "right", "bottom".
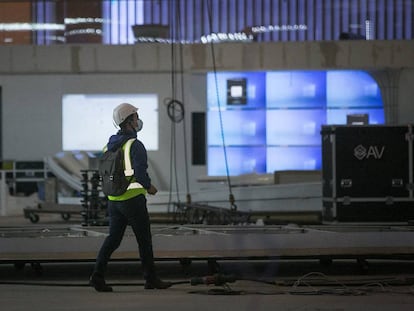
{"left": 354, "top": 144, "right": 385, "bottom": 160}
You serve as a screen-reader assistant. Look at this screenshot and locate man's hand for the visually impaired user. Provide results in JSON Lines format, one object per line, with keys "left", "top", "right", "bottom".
{"left": 147, "top": 184, "right": 158, "bottom": 195}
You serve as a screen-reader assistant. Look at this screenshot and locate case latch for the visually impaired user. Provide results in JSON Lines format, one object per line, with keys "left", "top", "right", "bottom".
{"left": 340, "top": 179, "right": 352, "bottom": 188}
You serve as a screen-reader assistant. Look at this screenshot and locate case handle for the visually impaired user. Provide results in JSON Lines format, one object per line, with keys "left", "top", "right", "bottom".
{"left": 340, "top": 179, "right": 352, "bottom": 188}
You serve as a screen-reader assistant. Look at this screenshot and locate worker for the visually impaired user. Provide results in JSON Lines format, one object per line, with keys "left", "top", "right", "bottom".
{"left": 90, "top": 103, "right": 171, "bottom": 292}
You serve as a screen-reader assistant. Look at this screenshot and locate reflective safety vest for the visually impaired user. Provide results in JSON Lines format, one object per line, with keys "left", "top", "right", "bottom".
{"left": 106, "top": 139, "right": 147, "bottom": 201}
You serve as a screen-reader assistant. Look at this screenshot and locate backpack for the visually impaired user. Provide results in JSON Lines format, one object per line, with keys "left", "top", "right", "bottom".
{"left": 98, "top": 138, "right": 135, "bottom": 196}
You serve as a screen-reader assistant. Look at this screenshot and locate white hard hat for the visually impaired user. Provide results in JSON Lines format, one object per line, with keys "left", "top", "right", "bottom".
{"left": 113, "top": 103, "right": 138, "bottom": 126}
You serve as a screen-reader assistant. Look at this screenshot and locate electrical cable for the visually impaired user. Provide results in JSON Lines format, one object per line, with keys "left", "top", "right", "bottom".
{"left": 173, "top": 7, "right": 191, "bottom": 201}
{"left": 178, "top": 42, "right": 191, "bottom": 205}
{"left": 205, "top": 0, "right": 237, "bottom": 211}
{"left": 164, "top": 0, "right": 237, "bottom": 215}
{"left": 1, "top": 272, "right": 414, "bottom": 296}
{"left": 165, "top": 0, "right": 192, "bottom": 215}
{"left": 167, "top": 0, "right": 181, "bottom": 212}
{"left": 166, "top": 99, "right": 185, "bottom": 123}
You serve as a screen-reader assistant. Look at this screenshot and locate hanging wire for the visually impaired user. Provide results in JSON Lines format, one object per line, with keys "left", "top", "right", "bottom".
{"left": 178, "top": 27, "right": 192, "bottom": 205}
{"left": 175, "top": 0, "right": 191, "bottom": 203}
{"left": 166, "top": 0, "right": 192, "bottom": 211}
{"left": 205, "top": 0, "right": 236, "bottom": 210}
{"left": 167, "top": 0, "right": 180, "bottom": 210}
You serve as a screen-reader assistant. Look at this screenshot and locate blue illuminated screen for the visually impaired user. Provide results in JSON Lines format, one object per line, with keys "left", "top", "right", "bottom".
{"left": 208, "top": 110, "right": 266, "bottom": 146}
{"left": 207, "top": 70, "right": 384, "bottom": 176}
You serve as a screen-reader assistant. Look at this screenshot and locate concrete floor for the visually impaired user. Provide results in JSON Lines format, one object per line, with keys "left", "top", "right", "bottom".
{"left": 1, "top": 215, "right": 414, "bottom": 311}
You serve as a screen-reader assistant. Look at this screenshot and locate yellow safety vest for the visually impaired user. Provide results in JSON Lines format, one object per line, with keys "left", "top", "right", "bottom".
{"left": 105, "top": 139, "right": 147, "bottom": 201}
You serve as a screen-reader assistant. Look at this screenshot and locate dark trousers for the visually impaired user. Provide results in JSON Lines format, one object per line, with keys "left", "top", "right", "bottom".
{"left": 93, "top": 194, "right": 156, "bottom": 281}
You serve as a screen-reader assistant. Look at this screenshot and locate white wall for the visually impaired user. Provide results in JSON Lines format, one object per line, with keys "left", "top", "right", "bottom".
{"left": 398, "top": 69, "right": 414, "bottom": 125}
{"left": 0, "top": 72, "right": 206, "bottom": 191}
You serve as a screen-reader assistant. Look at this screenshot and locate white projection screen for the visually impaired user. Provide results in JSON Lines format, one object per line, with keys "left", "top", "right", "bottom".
{"left": 62, "top": 94, "right": 159, "bottom": 151}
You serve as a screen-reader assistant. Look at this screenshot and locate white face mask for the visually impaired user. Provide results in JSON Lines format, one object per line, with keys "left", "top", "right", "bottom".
{"left": 135, "top": 118, "right": 143, "bottom": 132}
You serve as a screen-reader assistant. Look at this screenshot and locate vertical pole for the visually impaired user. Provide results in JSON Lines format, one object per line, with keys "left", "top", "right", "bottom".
{"left": 408, "top": 125, "right": 413, "bottom": 200}
{"left": 0, "top": 86, "right": 2, "bottom": 160}
{"left": 331, "top": 129, "right": 337, "bottom": 219}
{"left": 0, "top": 171, "right": 7, "bottom": 216}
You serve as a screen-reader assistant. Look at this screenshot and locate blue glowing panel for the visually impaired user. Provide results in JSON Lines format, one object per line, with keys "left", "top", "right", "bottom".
{"left": 267, "top": 146, "right": 322, "bottom": 172}
{"left": 207, "top": 72, "right": 266, "bottom": 109}
{"left": 266, "top": 71, "right": 326, "bottom": 108}
{"left": 327, "top": 108, "right": 385, "bottom": 125}
{"left": 208, "top": 146, "right": 267, "bottom": 176}
{"left": 327, "top": 71, "right": 382, "bottom": 108}
{"left": 206, "top": 70, "right": 384, "bottom": 176}
{"left": 266, "top": 109, "right": 326, "bottom": 145}
{"left": 207, "top": 110, "right": 266, "bottom": 146}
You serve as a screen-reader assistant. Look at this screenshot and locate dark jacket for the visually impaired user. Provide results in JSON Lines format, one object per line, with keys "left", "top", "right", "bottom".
{"left": 106, "top": 130, "right": 152, "bottom": 190}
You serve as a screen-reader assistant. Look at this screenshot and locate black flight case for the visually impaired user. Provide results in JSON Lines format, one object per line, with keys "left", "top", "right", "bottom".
{"left": 321, "top": 125, "right": 414, "bottom": 222}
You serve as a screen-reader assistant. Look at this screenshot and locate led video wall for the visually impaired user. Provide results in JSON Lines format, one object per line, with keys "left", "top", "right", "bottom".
{"left": 207, "top": 70, "right": 384, "bottom": 176}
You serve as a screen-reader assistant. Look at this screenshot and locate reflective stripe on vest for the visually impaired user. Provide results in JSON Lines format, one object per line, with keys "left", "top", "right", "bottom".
{"left": 123, "top": 138, "right": 144, "bottom": 191}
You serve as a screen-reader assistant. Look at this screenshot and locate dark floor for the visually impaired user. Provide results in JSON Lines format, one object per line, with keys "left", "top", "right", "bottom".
{"left": 1, "top": 215, "right": 414, "bottom": 311}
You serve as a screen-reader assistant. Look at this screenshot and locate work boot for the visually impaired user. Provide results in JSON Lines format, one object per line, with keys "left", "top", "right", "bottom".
{"left": 144, "top": 278, "right": 172, "bottom": 289}
{"left": 89, "top": 272, "right": 113, "bottom": 292}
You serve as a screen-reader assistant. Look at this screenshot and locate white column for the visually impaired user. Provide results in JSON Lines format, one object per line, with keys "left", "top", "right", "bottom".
{"left": 369, "top": 69, "right": 401, "bottom": 125}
